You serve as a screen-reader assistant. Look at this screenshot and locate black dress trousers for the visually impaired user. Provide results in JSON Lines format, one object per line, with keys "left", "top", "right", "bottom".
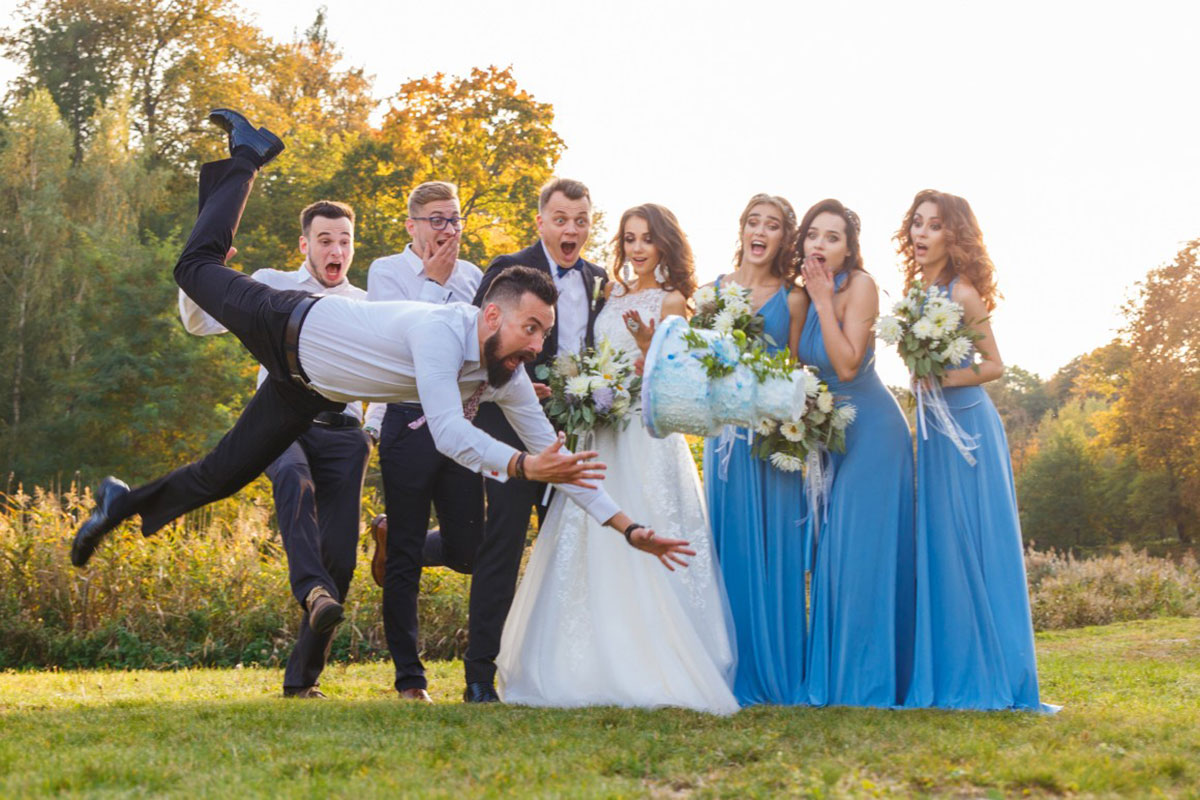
{"left": 379, "top": 403, "right": 484, "bottom": 692}
{"left": 267, "top": 422, "right": 371, "bottom": 692}
{"left": 113, "top": 157, "right": 343, "bottom": 534}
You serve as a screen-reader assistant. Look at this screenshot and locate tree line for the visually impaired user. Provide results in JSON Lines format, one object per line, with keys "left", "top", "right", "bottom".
{"left": 2, "top": 0, "right": 1196, "bottom": 553}
{"left": 0, "top": 0, "right": 563, "bottom": 487}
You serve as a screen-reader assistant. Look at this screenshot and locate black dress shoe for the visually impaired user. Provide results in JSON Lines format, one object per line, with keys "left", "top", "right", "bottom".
{"left": 70, "top": 476, "right": 131, "bottom": 567}
{"left": 463, "top": 682, "right": 500, "bottom": 703}
{"left": 208, "top": 108, "right": 284, "bottom": 168}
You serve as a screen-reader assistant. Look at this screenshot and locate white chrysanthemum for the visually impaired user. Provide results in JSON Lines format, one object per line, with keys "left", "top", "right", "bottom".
{"left": 832, "top": 403, "right": 857, "bottom": 430}
{"left": 802, "top": 370, "right": 821, "bottom": 398}
{"left": 713, "top": 309, "right": 736, "bottom": 335}
{"left": 756, "top": 417, "right": 778, "bottom": 436}
{"left": 554, "top": 353, "right": 580, "bottom": 378}
{"left": 565, "top": 375, "right": 593, "bottom": 398}
{"left": 720, "top": 280, "right": 750, "bottom": 300}
{"left": 780, "top": 420, "right": 806, "bottom": 442}
{"left": 590, "top": 372, "right": 614, "bottom": 390}
{"left": 817, "top": 390, "right": 834, "bottom": 414}
{"left": 912, "top": 317, "right": 937, "bottom": 340}
{"left": 942, "top": 336, "right": 972, "bottom": 365}
{"left": 769, "top": 452, "right": 804, "bottom": 472}
{"left": 693, "top": 284, "right": 717, "bottom": 311}
{"left": 723, "top": 294, "right": 751, "bottom": 318}
{"left": 876, "top": 315, "right": 903, "bottom": 344}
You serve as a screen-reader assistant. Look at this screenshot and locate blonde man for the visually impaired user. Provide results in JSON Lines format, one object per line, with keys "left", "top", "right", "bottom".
{"left": 365, "top": 181, "right": 483, "bottom": 702}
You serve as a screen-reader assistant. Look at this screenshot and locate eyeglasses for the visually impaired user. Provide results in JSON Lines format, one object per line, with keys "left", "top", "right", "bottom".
{"left": 411, "top": 215, "right": 467, "bottom": 230}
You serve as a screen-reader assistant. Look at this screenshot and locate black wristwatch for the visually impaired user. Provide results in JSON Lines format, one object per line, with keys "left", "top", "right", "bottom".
{"left": 623, "top": 522, "right": 645, "bottom": 545}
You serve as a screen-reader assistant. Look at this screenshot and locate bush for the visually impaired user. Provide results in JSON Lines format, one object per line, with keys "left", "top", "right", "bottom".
{"left": 1026, "top": 544, "right": 1200, "bottom": 630}
{"left": 4, "top": 485, "right": 1198, "bottom": 669}
{"left": 0, "top": 485, "right": 469, "bottom": 669}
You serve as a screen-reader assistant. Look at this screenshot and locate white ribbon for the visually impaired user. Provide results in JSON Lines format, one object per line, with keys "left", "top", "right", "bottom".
{"left": 802, "top": 446, "right": 834, "bottom": 554}
{"left": 916, "top": 380, "right": 978, "bottom": 465}
{"left": 714, "top": 425, "right": 747, "bottom": 482}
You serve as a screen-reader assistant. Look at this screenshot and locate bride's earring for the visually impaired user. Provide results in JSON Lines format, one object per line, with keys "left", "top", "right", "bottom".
{"left": 654, "top": 262, "right": 669, "bottom": 284}
{"left": 622, "top": 261, "right": 633, "bottom": 282}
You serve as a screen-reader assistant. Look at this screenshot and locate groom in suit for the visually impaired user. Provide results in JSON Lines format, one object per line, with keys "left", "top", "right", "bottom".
{"left": 463, "top": 178, "right": 607, "bottom": 702}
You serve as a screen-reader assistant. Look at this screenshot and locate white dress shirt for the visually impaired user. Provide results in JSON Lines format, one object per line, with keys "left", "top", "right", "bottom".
{"left": 178, "top": 264, "right": 371, "bottom": 423}
{"left": 366, "top": 244, "right": 482, "bottom": 305}
{"left": 364, "top": 245, "right": 483, "bottom": 431}
{"left": 543, "top": 241, "right": 590, "bottom": 356}
{"left": 297, "top": 298, "right": 619, "bottom": 524}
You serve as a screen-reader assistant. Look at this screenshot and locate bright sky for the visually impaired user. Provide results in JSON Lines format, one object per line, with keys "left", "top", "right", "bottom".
{"left": 4, "top": 0, "right": 1199, "bottom": 386}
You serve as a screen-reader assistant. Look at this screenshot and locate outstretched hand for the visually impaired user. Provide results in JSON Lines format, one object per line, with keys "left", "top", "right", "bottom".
{"left": 628, "top": 526, "right": 696, "bottom": 571}
{"left": 524, "top": 432, "right": 607, "bottom": 488}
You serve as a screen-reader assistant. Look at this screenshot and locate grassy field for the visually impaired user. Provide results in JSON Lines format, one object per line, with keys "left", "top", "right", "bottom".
{"left": 1, "top": 618, "right": 1197, "bottom": 798}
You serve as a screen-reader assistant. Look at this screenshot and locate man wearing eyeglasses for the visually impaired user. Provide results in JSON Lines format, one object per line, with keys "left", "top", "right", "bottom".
{"left": 364, "top": 181, "right": 484, "bottom": 703}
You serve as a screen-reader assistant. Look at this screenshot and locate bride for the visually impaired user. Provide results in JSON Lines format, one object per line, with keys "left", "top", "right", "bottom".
{"left": 497, "top": 204, "right": 739, "bottom": 714}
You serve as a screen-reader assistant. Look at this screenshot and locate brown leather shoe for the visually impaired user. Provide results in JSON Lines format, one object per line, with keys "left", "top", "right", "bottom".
{"left": 369, "top": 513, "right": 387, "bottom": 588}
{"left": 305, "top": 586, "right": 344, "bottom": 634}
{"left": 398, "top": 687, "right": 432, "bottom": 703}
{"left": 284, "top": 686, "right": 327, "bottom": 699}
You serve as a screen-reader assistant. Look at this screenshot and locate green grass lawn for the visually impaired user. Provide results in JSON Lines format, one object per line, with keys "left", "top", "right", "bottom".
{"left": 1, "top": 618, "right": 1197, "bottom": 798}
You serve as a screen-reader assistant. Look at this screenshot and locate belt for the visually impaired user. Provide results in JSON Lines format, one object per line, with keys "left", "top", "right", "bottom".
{"left": 312, "top": 411, "right": 361, "bottom": 429}
{"left": 285, "top": 295, "right": 323, "bottom": 393}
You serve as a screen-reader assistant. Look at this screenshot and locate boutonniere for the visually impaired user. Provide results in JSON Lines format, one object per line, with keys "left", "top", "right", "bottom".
{"left": 590, "top": 275, "right": 604, "bottom": 311}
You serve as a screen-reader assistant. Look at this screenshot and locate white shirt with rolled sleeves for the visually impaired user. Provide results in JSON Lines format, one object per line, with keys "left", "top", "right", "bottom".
{"left": 297, "top": 298, "right": 621, "bottom": 524}
{"left": 543, "top": 241, "right": 589, "bottom": 356}
{"left": 177, "top": 264, "right": 374, "bottom": 423}
{"left": 363, "top": 244, "right": 482, "bottom": 432}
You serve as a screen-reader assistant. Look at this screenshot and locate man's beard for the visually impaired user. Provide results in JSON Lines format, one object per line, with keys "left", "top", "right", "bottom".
{"left": 483, "top": 330, "right": 533, "bottom": 387}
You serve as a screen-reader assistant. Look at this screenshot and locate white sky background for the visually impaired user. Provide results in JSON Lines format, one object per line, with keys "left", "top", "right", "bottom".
{"left": 3, "top": 0, "right": 1199, "bottom": 386}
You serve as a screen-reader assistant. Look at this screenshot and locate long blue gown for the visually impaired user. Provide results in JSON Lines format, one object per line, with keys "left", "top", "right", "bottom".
{"left": 904, "top": 278, "right": 1054, "bottom": 712}
{"left": 704, "top": 282, "right": 808, "bottom": 706}
{"left": 798, "top": 273, "right": 916, "bottom": 707}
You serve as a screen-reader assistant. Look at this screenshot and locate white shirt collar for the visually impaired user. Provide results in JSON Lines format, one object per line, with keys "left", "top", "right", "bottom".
{"left": 400, "top": 244, "right": 426, "bottom": 277}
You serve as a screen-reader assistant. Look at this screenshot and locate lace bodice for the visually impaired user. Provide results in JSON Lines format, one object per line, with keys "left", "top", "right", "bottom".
{"left": 595, "top": 286, "right": 666, "bottom": 354}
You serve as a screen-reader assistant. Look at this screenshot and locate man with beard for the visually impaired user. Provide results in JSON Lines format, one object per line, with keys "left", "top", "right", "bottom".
{"left": 462, "top": 178, "right": 608, "bottom": 703}
{"left": 70, "top": 110, "right": 694, "bottom": 638}
{"left": 361, "top": 181, "right": 485, "bottom": 703}
{"left": 178, "top": 199, "right": 373, "bottom": 699}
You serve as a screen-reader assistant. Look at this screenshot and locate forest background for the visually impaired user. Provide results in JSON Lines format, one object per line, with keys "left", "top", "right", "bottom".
{"left": 0, "top": 0, "right": 1197, "bottom": 669}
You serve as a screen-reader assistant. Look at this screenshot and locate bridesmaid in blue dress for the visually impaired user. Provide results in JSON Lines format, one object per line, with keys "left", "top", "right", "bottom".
{"left": 703, "top": 193, "right": 810, "bottom": 706}
{"left": 793, "top": 199, "right": 916, "bottom": 708}
{"left": 896, "top": 190, "right": 1053, "bottom": 711}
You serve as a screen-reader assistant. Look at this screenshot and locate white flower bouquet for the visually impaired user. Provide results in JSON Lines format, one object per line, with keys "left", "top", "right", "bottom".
{"left": 751, "top": 368, "right": 855, "bottom": 473}
{"left": 877, "top": 280, "right": 985, "bottom": 463}
{"left": 535, "top": 337, "right": 640, "bottom": 450}
{"left": 876, "top": 280, "right": 983, "bottom": 383}
{"left": 691, "top": 280, "right": 768, "bottom": 343}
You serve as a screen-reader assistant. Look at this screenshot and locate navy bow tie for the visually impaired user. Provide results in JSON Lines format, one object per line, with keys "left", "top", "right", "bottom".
{"left": 555, "top": 263, "right": 580, "bottom": 279}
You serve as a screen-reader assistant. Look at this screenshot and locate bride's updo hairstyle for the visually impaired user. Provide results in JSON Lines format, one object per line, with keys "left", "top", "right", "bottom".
{"left": 894, "top": 189, "right": 1001, "bottom": 312}
{"left": 611, "top": 203, "right": 697, "bottom": 299}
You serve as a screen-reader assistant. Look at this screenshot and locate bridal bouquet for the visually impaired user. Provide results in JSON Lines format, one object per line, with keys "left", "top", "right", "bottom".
{"left": 877, "top": 280, "right": 984, "bottom": 463}
{"left": 535, "top": 337, "right": 641, "bottom": 450}
{"left": 691, "top": 280, "right": 768, "bottom": 343}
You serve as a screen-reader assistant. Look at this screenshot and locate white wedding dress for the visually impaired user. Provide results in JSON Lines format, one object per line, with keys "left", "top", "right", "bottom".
{"left": 497, "top": 286, "right": 739, "bottom": 714}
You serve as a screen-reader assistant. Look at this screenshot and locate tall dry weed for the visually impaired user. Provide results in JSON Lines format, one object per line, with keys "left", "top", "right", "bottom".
{"left": 0, "top": 485, "right": 469, "bottom": 669}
